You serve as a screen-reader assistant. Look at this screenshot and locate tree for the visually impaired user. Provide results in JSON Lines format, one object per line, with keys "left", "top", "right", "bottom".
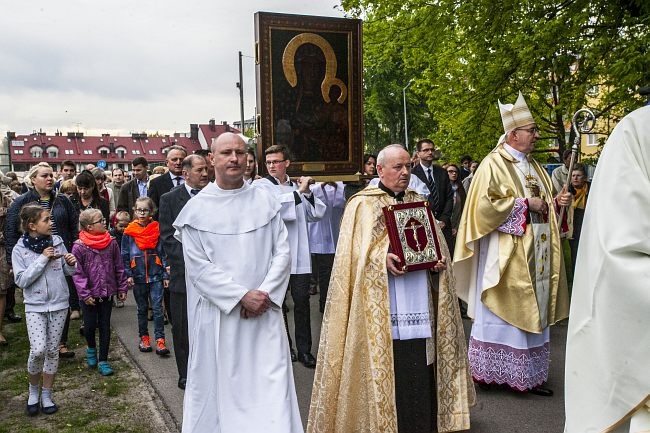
{"left": 343, "top": 0, "right": 650, "bottom": 162}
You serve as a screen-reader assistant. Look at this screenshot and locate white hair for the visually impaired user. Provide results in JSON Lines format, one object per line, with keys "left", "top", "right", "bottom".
{"left": 376, "top": 144, "right": 407, "bottom": 166}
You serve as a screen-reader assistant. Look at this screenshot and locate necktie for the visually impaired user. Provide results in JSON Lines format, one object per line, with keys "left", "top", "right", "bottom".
{"left": 190, "top": 189, "right": 200, "bottom": 196}
{"left": 427, "top": 167, "right": 439, "bottom": 211}
{"left": 174, "top": 176, "right": 182, "bottom": 186}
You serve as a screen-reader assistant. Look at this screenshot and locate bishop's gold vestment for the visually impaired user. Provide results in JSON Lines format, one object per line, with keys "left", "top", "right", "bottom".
{"left": 307, "top": 187, "right": 475, "bottom": 433}
{"left": 454, "top": 145, "right": 569, "bottom": 332}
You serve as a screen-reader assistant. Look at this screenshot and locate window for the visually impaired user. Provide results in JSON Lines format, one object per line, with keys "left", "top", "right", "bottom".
{"left": 65, "top": 149, "right": 74, "bottom": 155}
{"left": 148, "top": 150, "right": 157, "bottom": 154}
{"left": 132, "top": 150, "right": 141, "bottom": 155}
{"left": 84, "top": 149, "right": 93, "bottom": 155}
{"left": 116, "top": 147, "right": 127, "bottom": 158}
{"left": 587, "top": 133, "right": 598, "bottom": 147}
{"left": 98, "top": 146, "right": 110, "bottom": 157}
{"left": 13, "top": 149, "right": 24, "bottom": 154}
{"left": 30, "top": 147, "right": 42, "bottom": 158}
{"left": 46, "top": 146, "right": 58, "bottom": 158}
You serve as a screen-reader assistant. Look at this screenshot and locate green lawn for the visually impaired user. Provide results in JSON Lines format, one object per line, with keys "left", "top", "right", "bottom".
{"left": 0, "top": 296, "right": 171, "bottom": 433}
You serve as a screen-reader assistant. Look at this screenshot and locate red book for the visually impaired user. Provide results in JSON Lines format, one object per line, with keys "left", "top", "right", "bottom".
{"left": 382, "top": 201, "right": 443, "bottom": 272}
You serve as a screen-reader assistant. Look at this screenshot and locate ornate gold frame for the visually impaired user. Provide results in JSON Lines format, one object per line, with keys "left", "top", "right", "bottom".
{"left": 254, "top": 12, "right": 363, "bottom": 179}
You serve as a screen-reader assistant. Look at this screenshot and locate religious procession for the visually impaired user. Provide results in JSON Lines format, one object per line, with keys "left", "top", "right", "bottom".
{"left": 1, "top": 2, "right": 649, "bottom": 433}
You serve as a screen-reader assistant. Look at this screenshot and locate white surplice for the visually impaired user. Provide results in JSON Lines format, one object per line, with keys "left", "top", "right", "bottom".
{"left": 253, "top": 176, "right": 325, "bottom": 274}
{"left": 308, "top": 182, "right": 345, "bottom": 254}
{"left": 564, "top": 105, "right": 650, "bottom": 433}
{"left": 173, "top": 182, "right": 303, "bottom": 433}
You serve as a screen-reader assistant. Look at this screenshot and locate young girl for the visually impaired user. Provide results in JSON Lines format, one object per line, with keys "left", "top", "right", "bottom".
{"left": 72, "top": 209, "right": 128, "bottom": 376}
{"left": 110, "top": 211, "right": 130, "bottom": 308}
{"left": 121, "top": 197, "right": 169, "bottom": 356}
{"left": 12, "top": 203, "right": 76, "bottom": 416}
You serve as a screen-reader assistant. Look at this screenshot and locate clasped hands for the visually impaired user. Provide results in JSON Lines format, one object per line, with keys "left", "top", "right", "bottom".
{"left": 386, "top": 253, "right": 447, "bottom": 277}
{"left": 240, "top": 289, "right": 271, "bottom": 319}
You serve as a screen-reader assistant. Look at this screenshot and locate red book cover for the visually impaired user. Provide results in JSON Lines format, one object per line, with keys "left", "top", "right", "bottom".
{"left": 382, "top": 201, "right": 443, "bottom": 272}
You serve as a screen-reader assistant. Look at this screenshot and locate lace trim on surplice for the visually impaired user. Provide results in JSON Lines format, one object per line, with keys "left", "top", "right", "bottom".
{"left": 468, "top": 336, "right": 550, "bottom": 391}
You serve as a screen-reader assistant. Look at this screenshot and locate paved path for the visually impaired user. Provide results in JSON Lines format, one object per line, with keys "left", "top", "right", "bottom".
{"left": 111, "top": 294, "right": 569, "bottom": 433}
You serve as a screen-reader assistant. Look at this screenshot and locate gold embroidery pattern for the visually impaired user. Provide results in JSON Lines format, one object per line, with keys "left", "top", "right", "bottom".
{"left": 307, "top": 189, "right": 474, "bottom": 433}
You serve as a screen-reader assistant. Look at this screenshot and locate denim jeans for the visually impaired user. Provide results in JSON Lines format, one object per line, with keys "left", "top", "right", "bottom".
{"left": 133, "top": 281, "right": 165, "bottom": 340}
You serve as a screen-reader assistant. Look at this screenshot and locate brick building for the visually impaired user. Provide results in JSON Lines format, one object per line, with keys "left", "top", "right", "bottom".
{"left": 5, "top": 119, "right": 238, "bottom": 174}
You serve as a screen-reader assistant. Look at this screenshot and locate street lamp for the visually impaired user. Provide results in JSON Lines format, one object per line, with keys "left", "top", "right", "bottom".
{"left": 402, "top": 79, "right": 415, "bottom": 150}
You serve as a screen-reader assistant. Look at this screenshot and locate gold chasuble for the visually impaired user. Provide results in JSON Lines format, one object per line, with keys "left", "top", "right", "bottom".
{"left": 307, "top": 187, "right": 475, "bottom": 433}
{"left": 454, "top": 144, "right": 569, "bottom": 333}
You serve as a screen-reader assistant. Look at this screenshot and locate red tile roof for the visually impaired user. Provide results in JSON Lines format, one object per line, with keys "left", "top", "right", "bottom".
{"left": 7, "top": 122, "right": 238, "bottom": 166}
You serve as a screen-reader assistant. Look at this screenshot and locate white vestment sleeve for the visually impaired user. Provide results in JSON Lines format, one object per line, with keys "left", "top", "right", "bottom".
{"left": 278, "top": 192, "right": 298, "bottom": 222}
{"left": 257, "top": 214, "right": 292, "bottom": 308}
{"left": 181, "top": 227, "right": 249, "bottom": 315}
{"left": 304, "top": 194, "right": 326, "bottom": 222}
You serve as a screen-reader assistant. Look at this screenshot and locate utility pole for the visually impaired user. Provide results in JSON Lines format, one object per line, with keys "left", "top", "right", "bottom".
{"left": 238, "top": 51, "right": 245, "bottom": 135}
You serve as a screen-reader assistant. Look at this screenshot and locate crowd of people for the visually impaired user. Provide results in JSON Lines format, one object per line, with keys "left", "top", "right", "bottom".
{"left": 1, "top": 94, "right": 647, "bottom": 433}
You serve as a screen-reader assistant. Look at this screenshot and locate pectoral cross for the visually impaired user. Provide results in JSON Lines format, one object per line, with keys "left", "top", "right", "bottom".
{"left": 404, "top": 220, "right": 424, "bottom": 251}
{"left": 525, "top": 174, "right": 541, "bottom": 198}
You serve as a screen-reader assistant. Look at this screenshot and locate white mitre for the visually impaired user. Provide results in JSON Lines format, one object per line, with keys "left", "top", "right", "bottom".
{"left": 498, "top": 91, "right": 535, "bottom": 134}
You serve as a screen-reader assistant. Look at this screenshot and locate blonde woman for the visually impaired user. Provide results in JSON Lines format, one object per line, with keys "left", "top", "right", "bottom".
{"left": 5, "top": 162, "right": 79, "bottom": 358}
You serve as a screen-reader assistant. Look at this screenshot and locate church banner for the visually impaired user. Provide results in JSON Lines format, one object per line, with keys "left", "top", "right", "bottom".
{"left": 255, "top": 12, "right": 363, "bottom": 178}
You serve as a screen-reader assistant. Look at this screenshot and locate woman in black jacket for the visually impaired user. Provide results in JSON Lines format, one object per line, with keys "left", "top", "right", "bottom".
{"left": 69, "top": 170, "right": 110, "bottom": 229}
{"left": 4, "top": 162, "right": 79, "bottom": 357}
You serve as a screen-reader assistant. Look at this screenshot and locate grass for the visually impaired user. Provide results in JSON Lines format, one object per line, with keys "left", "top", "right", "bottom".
{"left": 0, "top": 292, "right": 173, "bottom": 433}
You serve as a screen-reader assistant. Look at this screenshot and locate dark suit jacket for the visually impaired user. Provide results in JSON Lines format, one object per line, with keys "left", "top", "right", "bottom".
{"left": 159, "top": 186, "right": 190, "bottom": 294}
{"left": 148, "top": 174, "right": 177, "bottom": 220}
{"left": 412, "top": 163, "right": 454, "bottom": 229}
{"left": 116, "top": 178, "right": 142, "bottom": 218}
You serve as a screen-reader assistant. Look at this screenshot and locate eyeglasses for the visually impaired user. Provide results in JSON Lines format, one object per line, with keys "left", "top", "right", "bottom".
{"left": 515, "top": 126, "right": 539, "bottom": 134}
{"left": 265, "top": 160, "right": 286, "bottom": 166}
{"left": 135, "top": 208, "right": 151, "bottom": 214}
{"left": 90, "top": 218, "right": 106, "bottom": 225}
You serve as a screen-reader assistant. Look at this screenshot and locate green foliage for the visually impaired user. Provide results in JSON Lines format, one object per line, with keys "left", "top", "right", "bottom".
{"left": 343, "top": 0, "right": 649, "bottom": 161}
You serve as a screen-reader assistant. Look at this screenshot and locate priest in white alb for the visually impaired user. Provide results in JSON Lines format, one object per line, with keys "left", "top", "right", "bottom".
{"left": 564, "top": 104, "right": 650, "bottom": 433}
{"left": 173, "top": 132, "right": 303, "bottom": 433}
{"left": 454, "top": 92, "right": 571, "bottom": 396}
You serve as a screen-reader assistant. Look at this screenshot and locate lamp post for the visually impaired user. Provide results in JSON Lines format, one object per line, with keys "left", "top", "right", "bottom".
{"left": 402, "top": 79, "right": 414, "bottom": 150}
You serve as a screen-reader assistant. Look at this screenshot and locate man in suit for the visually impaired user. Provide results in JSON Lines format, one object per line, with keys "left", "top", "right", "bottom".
{"left": 411, "top": 138, "right": 454, "bottom": 247}
{"left": 159, "top": 154, "right": 209, "bottom": 390}
{"left": 117, "top": 157, "right": 149, "bottom": 218}
{"left": 148, "top": 145, "right": 187, "bottom": 219}
{"left": 459, "top": 155, "right": 473, "bottom": 181}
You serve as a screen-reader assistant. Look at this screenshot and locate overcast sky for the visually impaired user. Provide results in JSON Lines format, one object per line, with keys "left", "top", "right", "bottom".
{"left": 1, "top": 1, "right": 345, "bottom": 136}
